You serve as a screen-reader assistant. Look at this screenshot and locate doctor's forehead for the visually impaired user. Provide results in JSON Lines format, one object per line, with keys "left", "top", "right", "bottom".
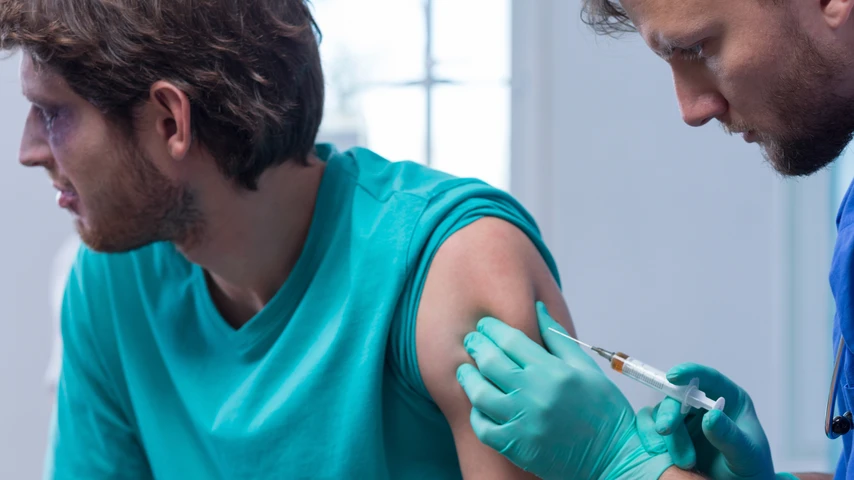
{"left": 620, "top": 0, "right": 724, "bottom": 45}
{"left": 620, "top": 0, "right": 725, "bottom": 24}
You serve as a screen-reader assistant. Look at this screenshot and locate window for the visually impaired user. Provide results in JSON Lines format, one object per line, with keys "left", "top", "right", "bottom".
{"left": 834, "top": 149, "right": 854, "bottom": 208}
{"left": 312, "top": 0, "right": 511, "bottom": 190}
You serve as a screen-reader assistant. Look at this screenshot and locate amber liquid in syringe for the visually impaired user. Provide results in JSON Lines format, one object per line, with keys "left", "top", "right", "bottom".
{"left": 608, "top": 352, "right": 631, "bottom": 373}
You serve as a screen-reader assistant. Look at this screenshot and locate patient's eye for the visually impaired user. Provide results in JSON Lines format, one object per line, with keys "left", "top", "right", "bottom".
{"left": 37, "top": 106, "right": 59, "bottom": 131}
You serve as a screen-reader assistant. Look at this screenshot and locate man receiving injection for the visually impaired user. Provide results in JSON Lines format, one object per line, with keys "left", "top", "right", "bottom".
{"left": 457, "top": 0, "right": 854, "bottom": 478}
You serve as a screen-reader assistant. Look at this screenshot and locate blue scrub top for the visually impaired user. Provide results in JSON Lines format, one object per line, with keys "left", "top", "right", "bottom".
{"left": 831, "top": 178, "right": 854, "bottom": 479}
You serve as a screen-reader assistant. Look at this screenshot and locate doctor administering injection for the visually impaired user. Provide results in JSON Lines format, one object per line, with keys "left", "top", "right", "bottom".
{"left": 456, "top": 0, "right": 854, "bottom": 479}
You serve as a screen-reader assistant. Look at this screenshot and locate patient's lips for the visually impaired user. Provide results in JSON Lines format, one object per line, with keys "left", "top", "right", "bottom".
{"left": 53, "top": 182, "right": 79, "bottom": 213}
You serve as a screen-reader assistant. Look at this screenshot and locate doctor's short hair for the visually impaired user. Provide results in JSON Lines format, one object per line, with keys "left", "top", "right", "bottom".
{"left": 581, "top": 0, "right": 635, "bottom": 36}
{"left": 0, "top": 0, "right": 325, "bottom": 191}
{"left": 581, "top": 0, "right": 786, "bottom": 36}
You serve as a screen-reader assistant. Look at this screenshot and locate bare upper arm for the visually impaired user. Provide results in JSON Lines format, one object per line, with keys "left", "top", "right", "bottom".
{"left": 416, "top": 217, "right": 575, "bottom": 478}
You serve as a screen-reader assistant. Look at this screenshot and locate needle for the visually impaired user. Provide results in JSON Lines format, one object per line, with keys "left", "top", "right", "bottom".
{"left": 547, "top": 327, "right": 594, "bottom": 350}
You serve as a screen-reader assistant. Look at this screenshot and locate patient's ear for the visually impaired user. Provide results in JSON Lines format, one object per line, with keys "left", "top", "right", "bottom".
{"left": 148, "top": 81, "right": 193, "bottom": 162}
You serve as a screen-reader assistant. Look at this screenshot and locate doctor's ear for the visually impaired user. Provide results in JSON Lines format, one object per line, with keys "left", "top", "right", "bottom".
{"left": 819, "top": 0, "right": 854, "bottom": 30}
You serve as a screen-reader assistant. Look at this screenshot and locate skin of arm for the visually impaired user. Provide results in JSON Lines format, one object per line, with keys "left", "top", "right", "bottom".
{"left": 416, "top": 217, "right": 576, "bottom": 478}
{"left": 660, "top": 467, "right": 707, "bottom": 479}
{"left": 659, "top": 467, "right": 832, "bottom": 479}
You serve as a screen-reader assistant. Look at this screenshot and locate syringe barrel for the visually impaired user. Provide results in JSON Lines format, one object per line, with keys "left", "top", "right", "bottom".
{"left": 617, "top": 356, "right": 722, "bottom": 412}
{"left": 616, "top": 355, "right": 669, "bottom": 392}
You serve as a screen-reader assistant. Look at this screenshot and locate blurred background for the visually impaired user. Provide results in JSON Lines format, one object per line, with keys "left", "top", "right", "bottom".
{"left": 1, "top": 0, "right": 849, "bottom": 477}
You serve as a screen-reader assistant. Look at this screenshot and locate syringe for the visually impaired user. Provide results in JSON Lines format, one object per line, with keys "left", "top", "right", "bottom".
{"left": 548, "top": 328, "right": 725, "bottom": 414}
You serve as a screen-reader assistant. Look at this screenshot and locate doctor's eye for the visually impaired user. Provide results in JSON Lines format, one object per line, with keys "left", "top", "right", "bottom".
{"left": 676, "top": 43, "right": 706, "bottom": 62}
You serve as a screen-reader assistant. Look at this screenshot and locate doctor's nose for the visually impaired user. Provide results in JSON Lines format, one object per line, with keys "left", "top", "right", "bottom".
{"left": 673, "top": 75, "right": 728, "bottom": 127}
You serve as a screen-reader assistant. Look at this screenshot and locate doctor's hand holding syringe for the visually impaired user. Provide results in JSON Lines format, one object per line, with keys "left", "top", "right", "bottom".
{"left": 456, "top": 302, "right": 797, "bottom": 480}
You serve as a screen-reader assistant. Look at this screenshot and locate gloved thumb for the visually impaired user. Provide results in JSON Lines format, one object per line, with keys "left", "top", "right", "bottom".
{"left": 702, "top": 409, "right": 761, "bottom": 475}
{"left": 536, "top": 302, "right": 587, "bottom": 364}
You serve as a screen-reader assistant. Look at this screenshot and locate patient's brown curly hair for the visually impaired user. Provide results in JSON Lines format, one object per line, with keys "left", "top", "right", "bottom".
{"left": 0, "top": 0, "right": 325, "bottom": 190}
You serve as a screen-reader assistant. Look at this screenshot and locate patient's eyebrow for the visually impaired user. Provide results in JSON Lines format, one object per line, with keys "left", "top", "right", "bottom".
{"left": 21, "top": 71, "right": 66, "bottom": 106}
{"left": 21, "top": 88, "right": 59, "bottom": 108}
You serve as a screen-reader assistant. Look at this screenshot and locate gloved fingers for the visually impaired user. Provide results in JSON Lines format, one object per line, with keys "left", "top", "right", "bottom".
{"left": 639, "top": 401, "right": 697, "bottom": 469}
{"left": 662, "top": 415, "right": 697, "bottom": 469}
{"left": 464, "top": 331, "right": 525, "bottom": 392}
{"left": 456, "top": 364, "right": 518, "bottom": 423}
{"left": 636, "top": 405, "right": 668, "bottom": 455}
{"left": 535, "top": 302, "right": 597, "bottom": 369}
{"left": 701, "top": 409, "right": 761, "bottom": 475}
{"left": 665, "top": 363, "right": 742, "bottom": 413}
{"left": 476, "top": 316, "right": 547, "bottom": 368}
{"left": 654, "top": 397, "right": 688, "bottom": 435}
{"left": 470, "top": 407, "right": 513, "bottom": 453}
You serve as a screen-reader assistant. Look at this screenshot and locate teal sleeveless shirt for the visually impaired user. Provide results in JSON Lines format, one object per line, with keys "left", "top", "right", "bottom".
{"left": 47, "top": 144, "right": 560, "bottom": 479}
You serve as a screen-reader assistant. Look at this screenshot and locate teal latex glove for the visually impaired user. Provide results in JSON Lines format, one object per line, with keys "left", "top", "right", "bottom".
{"left": 456, "top": 302, "right": 674, "bottom": 480}
{"left": 635, "top": 363, "right": 790, "bottom": 480}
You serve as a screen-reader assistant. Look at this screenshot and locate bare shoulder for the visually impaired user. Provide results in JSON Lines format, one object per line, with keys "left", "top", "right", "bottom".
{"left": 415, "top": 216, "right": 574, "bottom": 478}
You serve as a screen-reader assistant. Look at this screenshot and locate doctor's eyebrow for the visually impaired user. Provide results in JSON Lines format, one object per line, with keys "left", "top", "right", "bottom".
{"left": 645, "top": 25, "right": 709, "bottom": 60}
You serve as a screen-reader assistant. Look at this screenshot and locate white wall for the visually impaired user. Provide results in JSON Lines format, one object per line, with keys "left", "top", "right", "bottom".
{"left": 512, "top": 0, "right": 836, "bottom": 473}
{"left": 0, "top": 52, "right": 73, "bottom": 479}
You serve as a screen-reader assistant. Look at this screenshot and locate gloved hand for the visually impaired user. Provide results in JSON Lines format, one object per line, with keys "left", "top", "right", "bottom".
{"left": 635, "top": 363, "right": 793, "bottom": 480}
{"left": 456, "top": 302, "right": 675, "bottom": 480}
